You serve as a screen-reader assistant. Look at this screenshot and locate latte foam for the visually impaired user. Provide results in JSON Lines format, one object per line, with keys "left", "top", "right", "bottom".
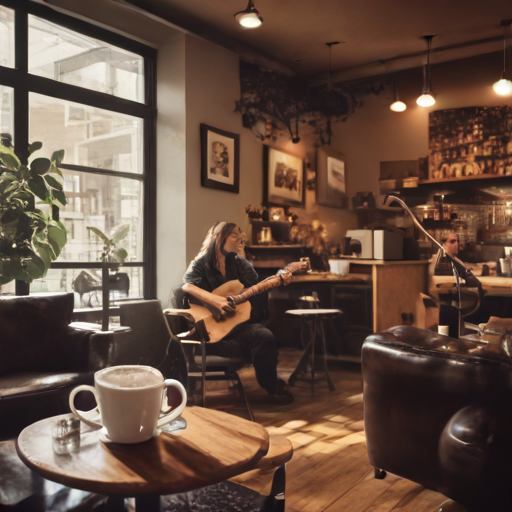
{"left": 97, "top": 366, "right": 162, "bottom": 389}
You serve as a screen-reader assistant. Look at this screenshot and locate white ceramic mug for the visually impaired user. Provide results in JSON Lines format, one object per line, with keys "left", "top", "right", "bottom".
{"left": 69, "top": 365, "right": 187, "bottom": 444}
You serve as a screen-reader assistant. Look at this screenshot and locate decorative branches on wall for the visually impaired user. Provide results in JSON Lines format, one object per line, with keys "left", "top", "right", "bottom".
{"left": 234, "top": 60, "right": 361, "bottom": 146}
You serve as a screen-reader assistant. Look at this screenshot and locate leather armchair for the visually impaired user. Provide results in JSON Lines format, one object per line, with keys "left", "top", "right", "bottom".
{"left": 0, "top": 293, "right": 114, "bottom": 439}
{"left": 362, "top": 325, "right": 512, "bottom": 512}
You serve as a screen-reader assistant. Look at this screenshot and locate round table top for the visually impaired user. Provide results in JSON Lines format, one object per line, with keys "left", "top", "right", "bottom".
{"left": 285, "top": 308, "right": 342, "bottom": 318}
{"left": 16, "top": 406, "right": 269, "bottom": 496}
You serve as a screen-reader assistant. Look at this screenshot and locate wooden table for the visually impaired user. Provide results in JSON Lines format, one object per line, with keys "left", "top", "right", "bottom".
{"left": 16, "top": 406, "right": 269, "bottom": 511}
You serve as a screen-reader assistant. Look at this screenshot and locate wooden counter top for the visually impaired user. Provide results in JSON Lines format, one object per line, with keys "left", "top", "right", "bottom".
{"left": 432, "top": 275, "right": 512, "bottom": 296}
{"left": 333, "top": 258, "right": 430, "bottom": 266}
{"left": 290, "top": 273, "right": 371, "bottom": 283}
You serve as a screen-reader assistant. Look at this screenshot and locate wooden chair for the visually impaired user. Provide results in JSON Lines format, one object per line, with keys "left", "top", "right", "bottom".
{"left": 164, "top": 286, "right": 254, "bottom": 421}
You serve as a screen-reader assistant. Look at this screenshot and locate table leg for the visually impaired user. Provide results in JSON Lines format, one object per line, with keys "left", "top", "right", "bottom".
{"left": 288, "top": 320, "right": 314, "bottom": 387}
{"left": 319, "top": 320, "right": 335, "bottom": 392}
{"left": 104, "top": 496, "right": 127, "bottom": 511}
{"left": 135, "top": 494, "right": 161, "bottom": 511}
{"left": 311, "top": 319, "right": 316, "bottom": 390}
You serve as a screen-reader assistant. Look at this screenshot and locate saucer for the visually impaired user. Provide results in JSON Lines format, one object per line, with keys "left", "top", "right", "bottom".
{"left": 98, "top": 427, "right": 161, "bottom": 444}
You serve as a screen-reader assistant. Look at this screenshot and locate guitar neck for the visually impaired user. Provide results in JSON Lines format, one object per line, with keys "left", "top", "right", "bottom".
{"left": 229, "top": 258, "right": 310, "bottom": 306}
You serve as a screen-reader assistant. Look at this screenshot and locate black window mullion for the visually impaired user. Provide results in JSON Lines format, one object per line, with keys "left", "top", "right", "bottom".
{"left": 60, "top": 164, "right": 146, "bottom": 181}
{"left": 25, "top": 73, "right": 152, "bottom": 119}
{"left": 13, "top": 1, "right": 28, "bottom": 162}
{"left": 143, "top": 116, "right": 156, "bottom": 299}
{"left": 14, "top": 2, "right": 27, "bottom": 72}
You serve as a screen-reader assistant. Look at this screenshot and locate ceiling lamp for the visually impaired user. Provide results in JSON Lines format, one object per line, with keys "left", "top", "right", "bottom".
{"left": 234, "top": 0, "right": 263, "bottom": 29}
{"left": 390, "top": 82, "right": 406, "bottom": 112}
{"left": 493, "top": 20, "right": 512, "bottom": 96}
{"left": 417, "top": 36, "right": 436, "bottom": 107}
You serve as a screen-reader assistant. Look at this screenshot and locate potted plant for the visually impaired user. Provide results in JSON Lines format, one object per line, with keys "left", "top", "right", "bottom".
{"left": 0, "top": 134, "right": 67, "bottom": 295}
{"left": 86, "top": 224, "right": 129, "bottom": 268}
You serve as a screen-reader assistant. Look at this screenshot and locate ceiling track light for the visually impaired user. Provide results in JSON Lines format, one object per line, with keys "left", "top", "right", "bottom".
{"left": 493, "top": 19, "right": 512, "bottom": 96}
{"left": 234, "top": 0, "right": 263, "bottom": 29}
{"left": 417, "top": 36, "right": 436, "bottom": 107}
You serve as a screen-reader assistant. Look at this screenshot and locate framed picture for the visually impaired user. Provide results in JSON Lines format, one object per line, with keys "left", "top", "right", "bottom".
{"left": 200, "top": 124, "right": 240, "bottom": 193}
{"left": 263, "top": 146, "right": 305, "bottom": 208}
{"left": 316, "top": 147, "right": 348, "bottom": 209}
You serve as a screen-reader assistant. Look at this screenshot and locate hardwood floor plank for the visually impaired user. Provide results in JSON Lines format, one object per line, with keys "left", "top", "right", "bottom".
{"left": 232, "top": 348, "right": 449, "bottom": 512}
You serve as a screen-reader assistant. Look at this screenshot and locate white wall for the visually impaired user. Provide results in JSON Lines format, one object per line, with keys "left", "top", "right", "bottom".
{"left": 156, "top": 33, "right": 187, "bottom": 305}
{"left": 184, "top": 35, "right": 266, "bottom": 263}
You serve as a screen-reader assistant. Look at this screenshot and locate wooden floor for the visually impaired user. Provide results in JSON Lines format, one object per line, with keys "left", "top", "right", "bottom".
{"left": 213, "top": 348, "right": 452, "bottom": 512}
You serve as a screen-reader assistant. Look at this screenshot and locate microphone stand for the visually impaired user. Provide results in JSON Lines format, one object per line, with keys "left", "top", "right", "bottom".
{"left": 383, "top": 194, "right": 477, "bottom": 337}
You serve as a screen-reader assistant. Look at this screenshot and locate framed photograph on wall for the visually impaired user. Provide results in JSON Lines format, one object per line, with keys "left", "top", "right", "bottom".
{"left": 200, "top": 124, "right": 240, "bottom": 193}
{"left": 317, "top": 147, "right": 348, "bottom": 209}
{"left": 263, "top": 145, "right": 305, "bottom": 208}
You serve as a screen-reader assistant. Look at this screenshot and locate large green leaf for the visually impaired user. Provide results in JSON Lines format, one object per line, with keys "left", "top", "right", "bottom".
{"left": 112, "top": 224, "right": 130, "bottom": 243}
{"left": 34, "top": 239, "right": 55, "bottom": 268}
{"left": 114, "top": 248, "right": 128, "bottom": 263}
{"left": 49, "top": 163, "right": 63, "bottom": 177}
{"left": 30, "top": 158, "right": 51, "bottom": 175}
{"left": 27, "top": 175, "right": 48, "bottom": 201}
{"left": 51, "top": 150, "right": 65, "bottom": 165}
{"left": 87, "top": 226, "right": 110, "bottom": 243}
{"left": 4, "top": 180, "right": 19, "bottom": 194}
{"left": 0, "top": 152, "right": 20, "bottom": 170}
{"left": 1, "top": 258, "right": 22, "bottom": 282}
{"left": 28, "top": 141, "right": 43, "bottom": 156}
{"left": 53, "top": 190, "right": 67, "bottom": 206}
{"left": 26, "top": 253, "right": 47, "bottom": 279}
{"left": 44, "top": 174, "right": 63, "bottom": 191}
{"left": 0, "top": 133, "right": 12, "bottom": 148}
{"left": 19, "top": 165, "right": 30, "bottom": 180}
{"left": 47, "top": 223, "right": 67, "bottom": 258}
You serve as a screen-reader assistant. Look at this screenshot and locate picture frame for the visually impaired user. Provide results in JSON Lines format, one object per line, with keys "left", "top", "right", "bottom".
{"left": 200, "top": 124, "right": 240, "bottom": 193}
{"left": 263, "top": 145, "right": 305, "bottom": 208}
{"left": 316, "top": 147, "right": 348, "bottom": 209}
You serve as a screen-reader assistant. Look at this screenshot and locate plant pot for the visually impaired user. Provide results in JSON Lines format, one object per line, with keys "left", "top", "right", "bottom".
{"left": 15, "top": 280, "right": 30, "bottom": 296}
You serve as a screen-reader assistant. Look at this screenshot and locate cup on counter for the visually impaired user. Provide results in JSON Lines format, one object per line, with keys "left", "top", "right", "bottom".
{"left": 499, "top": 258, "right": 511, "bottom": 276}
{"left": 438, "top": 325, "right": 450, "bottom": 336}
{"left": 69, "top": 365, "right": 186, "bottom": 444}
{"left": 329, "top": 260, "right": 350, "bottom": 276}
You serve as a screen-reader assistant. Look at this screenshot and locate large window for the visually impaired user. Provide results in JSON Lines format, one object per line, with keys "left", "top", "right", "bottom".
{"left": 0, "top": 0, "right": 156, "bottom": 306}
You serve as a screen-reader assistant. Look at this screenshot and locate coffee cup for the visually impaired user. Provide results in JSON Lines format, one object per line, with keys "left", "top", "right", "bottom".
{"left": 69, "top": 365, "right": 187, "bottom": 444}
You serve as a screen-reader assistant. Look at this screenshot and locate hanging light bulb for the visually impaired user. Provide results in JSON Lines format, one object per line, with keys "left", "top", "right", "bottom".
{"left": 416, "top": 93, "right": 436, "bottom": 107}
{"left": 416, "top": 36, "right": 436, "bottom": 107}
{"left": 234, "top": 0, "right": 263, "bottom": 28}
{"left": 493, "top": 20, "right": 512, "bottom": 95}
{"left": 390, "top": 82, "right": 406, "bottom": 112}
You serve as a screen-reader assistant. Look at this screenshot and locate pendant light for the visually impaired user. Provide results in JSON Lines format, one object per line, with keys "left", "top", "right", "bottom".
{"left": 416, "top": 36, "right": 436, "bottom": 107}
{"left": 493, "top": 20, "right": 512, "bottom": 96}
{"left": 390, "top": 81, "right": 406, "bottom": 112}
{"left": 234, "top": 0, "right": 263, "bottom": 29}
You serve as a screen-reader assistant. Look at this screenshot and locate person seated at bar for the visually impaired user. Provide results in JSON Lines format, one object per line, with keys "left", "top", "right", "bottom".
{"left": 434, "top": 231, "right": 482, "bottom": 289}
{"left": 182, "top": 221, "right": 293, "bottom": 403}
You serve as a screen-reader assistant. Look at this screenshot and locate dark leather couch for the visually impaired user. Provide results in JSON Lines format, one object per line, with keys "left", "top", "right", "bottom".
{"left": 362, "top": 325, "right": 512, "bottom": 512}
{"left": 0, "top": 293, "right": 114, "bottom": 439}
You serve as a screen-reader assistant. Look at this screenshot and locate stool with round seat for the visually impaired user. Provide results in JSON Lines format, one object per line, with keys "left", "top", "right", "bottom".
{"left": 285, "top": 308, "right": 342, "bottom": 391}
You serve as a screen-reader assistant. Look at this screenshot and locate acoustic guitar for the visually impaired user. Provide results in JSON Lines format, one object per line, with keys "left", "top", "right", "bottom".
{"left": 184, "top": 257, "right": 310, "bottom": 343}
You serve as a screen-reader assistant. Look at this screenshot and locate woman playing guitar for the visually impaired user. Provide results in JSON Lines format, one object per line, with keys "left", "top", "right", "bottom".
{"left": 182, "top": 221, "right": 294, "bottom": 403}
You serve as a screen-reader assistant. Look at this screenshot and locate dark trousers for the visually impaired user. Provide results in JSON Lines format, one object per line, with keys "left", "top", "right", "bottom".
{"left": 206, "top": 322, "right": 278, "bottom": 394}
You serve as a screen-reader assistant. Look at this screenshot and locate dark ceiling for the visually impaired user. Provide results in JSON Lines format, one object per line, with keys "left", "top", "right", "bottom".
{"left": 43, "top": 0, "right": 512, "bottom": 81}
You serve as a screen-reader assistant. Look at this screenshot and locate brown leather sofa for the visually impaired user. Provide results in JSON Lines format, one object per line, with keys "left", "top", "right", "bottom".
{"left": 362, "top": 325, "right": 512, "bottom": 512}
{"left": 0, "top": 293, "right": 114, "bottom": 439}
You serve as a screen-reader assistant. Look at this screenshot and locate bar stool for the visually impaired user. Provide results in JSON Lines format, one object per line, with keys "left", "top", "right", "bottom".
{"left": 285, "top": 308, "right": 342, "bottom": 392}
